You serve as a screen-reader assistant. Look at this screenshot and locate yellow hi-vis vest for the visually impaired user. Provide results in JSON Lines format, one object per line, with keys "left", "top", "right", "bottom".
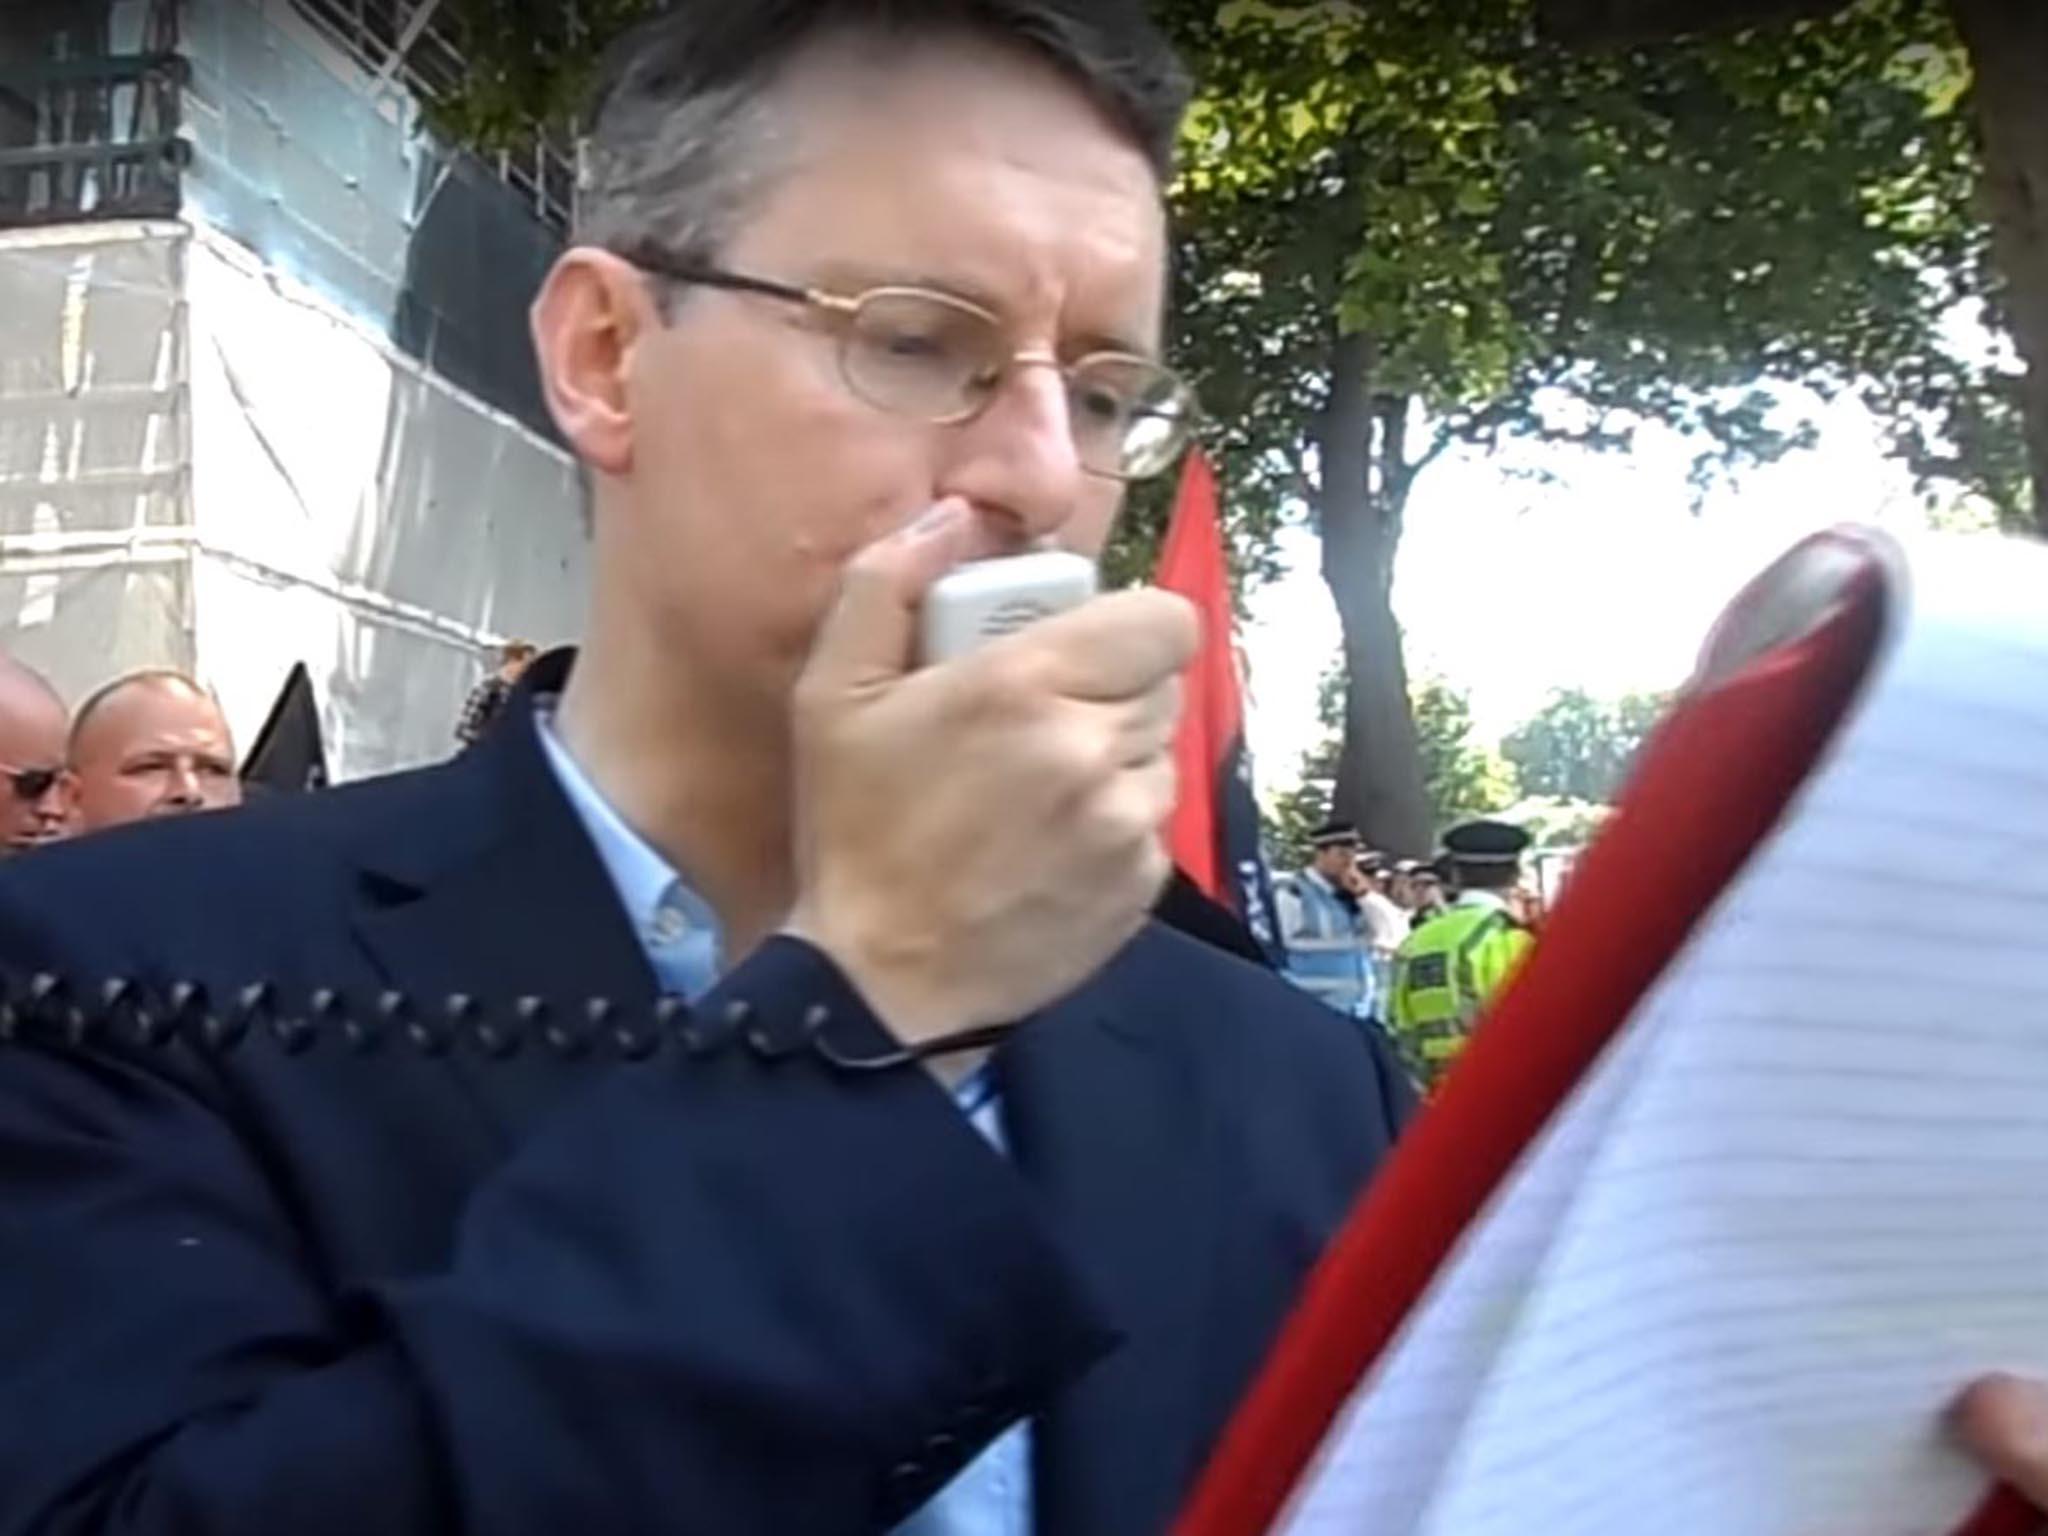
{"left": 1388, "top": 900, "right": 1532, "bottom": 1088}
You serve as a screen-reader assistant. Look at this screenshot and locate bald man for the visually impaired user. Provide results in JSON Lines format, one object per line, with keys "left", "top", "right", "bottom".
{"left": 70, "top": 671, "right": 241, "bottom": 832}
{"left": 0, "top": 654, "right": 75, "bottom": 855}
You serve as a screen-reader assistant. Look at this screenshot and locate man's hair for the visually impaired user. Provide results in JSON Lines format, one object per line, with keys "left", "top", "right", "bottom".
{"left": 574, "top": 0, "right": 1190, "bottom": 266}
{"left": 70, "top": 669, "right": 215, "bottom": 757}
{"left": 500, "top": 640, "right": 539, "bottom": 665}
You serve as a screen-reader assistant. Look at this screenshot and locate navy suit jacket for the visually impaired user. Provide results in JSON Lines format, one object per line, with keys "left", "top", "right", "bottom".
{"left": 0, "top": 667, "right": 1413, "bottom": 1535}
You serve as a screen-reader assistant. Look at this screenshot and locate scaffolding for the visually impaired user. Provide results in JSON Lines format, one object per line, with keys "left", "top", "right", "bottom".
{"left": 2, "top": 0, "right": 580, "bottom": 234}
{"left": 0, "top": 0, "right": 185, "bottom": 227}
{"left": 287, "top": 0, "right": 578, "bottom": 230}
{"left": 0, "top": 0, "right": 588, "bottom": 781}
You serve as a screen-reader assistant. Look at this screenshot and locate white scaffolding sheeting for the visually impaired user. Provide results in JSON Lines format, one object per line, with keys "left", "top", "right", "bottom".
{"left": 0, "top": 220, "right": 195, "bottom": 696}
{"left": 0, "top": 218, "right": 589, "bottom": 782}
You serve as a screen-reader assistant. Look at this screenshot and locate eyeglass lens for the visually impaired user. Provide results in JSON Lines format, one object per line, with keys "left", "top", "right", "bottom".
{"left": 838, "top": 290, "right": 1191, "bottom": 478}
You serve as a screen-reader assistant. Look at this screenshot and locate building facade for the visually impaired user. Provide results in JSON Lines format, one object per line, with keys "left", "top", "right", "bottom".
{"left": 0, "top": 0, "right": 588, "bottom": 779}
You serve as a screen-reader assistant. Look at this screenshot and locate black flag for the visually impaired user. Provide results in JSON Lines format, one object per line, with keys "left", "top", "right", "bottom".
{"left": 239, "top": 662, "right": 329, "bottom": 795}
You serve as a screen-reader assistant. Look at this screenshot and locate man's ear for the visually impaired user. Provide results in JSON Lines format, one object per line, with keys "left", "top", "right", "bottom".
{"left": 530, "top": 247, "right": 660, "bottom": 478}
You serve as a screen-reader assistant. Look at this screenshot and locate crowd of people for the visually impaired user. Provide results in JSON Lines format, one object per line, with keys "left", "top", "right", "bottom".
{"left": 0, "top": 620, "right": 1529, "bottom": 1107}
{"left": 1274, "top": 814, "right": 1540, "bottom": 1089}
{"left": 0, "top": 654, "right": 242, "bottom": 856}
{"left": 0, "top": 635, "right": 545, "bottom": 867}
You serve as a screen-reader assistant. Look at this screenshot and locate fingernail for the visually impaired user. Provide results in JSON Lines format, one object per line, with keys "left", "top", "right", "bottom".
{"left": 907, "top": 500, "right": 961, "bottom": 538}
{"left": 2006, "top": 1379, "right": 2048, "bottom": 1451}
{"left": 1958, "top": 1374, "right": 2048, "bottom": 1454}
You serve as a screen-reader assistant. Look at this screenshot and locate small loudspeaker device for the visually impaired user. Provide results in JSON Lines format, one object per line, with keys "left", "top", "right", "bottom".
{"left": 917, "top": 550, "right": 1099, "bottom": 664}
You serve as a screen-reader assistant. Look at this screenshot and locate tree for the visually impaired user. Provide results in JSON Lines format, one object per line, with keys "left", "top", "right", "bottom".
{"left": 1264, "top": 668, "right": 1517, "bottom": 866}
{"left": 1149, "top": 0, "right": 2006, "bottom": 854}
{"left": 1612, "top": 689, "right": 1670, "bottom": 757}
{"left": 410, "top": 0, "right": 651, "bottom": 152}
{"left": 1262, "top": 762, "right": 1339, "bottom": 876}
{"left": 1501, "top": 686, "right": 1668, "bottom": 800}
{"left": 1537, "top": 0, "right": 2048, "bottom": 531}
{"left": 1412, "top": 677, "right": 1521, "bottom": 830}
{"left": 1504, "top": 794, "right": 1614, "bottom": 847}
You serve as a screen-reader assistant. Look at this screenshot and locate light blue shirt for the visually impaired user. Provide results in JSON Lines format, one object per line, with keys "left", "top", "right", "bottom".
{"left": 534, "top": 705, "right": 1033, "bottom": 1536}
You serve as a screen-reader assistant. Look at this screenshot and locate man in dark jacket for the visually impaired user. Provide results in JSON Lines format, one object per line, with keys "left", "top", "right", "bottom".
{"left": 0, "top": 6, "right": 1413, "bottom": 1534}
{"left": 3, "top": 2, "right": 2041, "bottom": 1530}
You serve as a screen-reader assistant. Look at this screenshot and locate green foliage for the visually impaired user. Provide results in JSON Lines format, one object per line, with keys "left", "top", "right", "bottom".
{"left": 415, "top": 0, "right": 655, "bottom": 152}
{"left": 1503, "top": 793, "right": 1613, "bottom": 848}
{"left": 1413, "top": 676, "right": 1521, "bottom": 830}
{"left": 1146, "top": 0, "right": 2019, "bottom": 552}
{"left": 1262, "top": 743, "right": 1340, "bottom": 872}
{"left": 1501, "top": 686, "right": 1670, "bottom": 801}
{"left": 1264, "top": 667, "right": 1517, "bottom": 863}
{"left": 421, "top": 0, "right": 2023, "bottom": 550}
{"left": 1260, "top": 667, "right": 1345, "bottom": 868}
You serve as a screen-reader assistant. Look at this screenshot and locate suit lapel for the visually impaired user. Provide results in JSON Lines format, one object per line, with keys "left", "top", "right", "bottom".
{"left": 349, "top": 657, "right": 660, "bottom": 1138}
{"left": 1000, "top": 952, "right": 1224, "bottom": 1536}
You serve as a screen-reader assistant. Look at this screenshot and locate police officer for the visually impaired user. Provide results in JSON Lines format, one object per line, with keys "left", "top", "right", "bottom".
{"left": 1389, "top": 818, "right": 1536, "bottom": 1089}
{"left": 1398, "top": 858, "right": 1450, "bottom": 928}
{"left": 1274, "top": 819, "right": 1377, "bottom": 1020}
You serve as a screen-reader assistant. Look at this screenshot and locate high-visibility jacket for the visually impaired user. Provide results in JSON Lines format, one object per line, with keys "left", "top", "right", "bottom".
{"left": 1274, "top": 869, "right": 1375, "bottom": 1019}
{"left": 1388, "top": 893, "right": 1532, "bottom": 1088}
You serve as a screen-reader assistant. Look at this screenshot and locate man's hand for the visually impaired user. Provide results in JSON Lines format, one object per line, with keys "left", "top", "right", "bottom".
{"left": 784, "top": 499, "right": 1198, "bottom": 1049}
{"left": 1952, "top": 1374, "right": 2048, "bottom": 1511}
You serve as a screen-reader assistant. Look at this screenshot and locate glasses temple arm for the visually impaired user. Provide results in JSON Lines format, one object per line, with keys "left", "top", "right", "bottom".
{"left": 616, "top": 250, "right": 818, "bottom": 309}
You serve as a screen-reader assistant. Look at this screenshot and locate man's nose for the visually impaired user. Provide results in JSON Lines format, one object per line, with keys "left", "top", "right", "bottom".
{"left": 31, "top": 775, "right": 70, "bottom": 827}
{"left": 164, "top": 764, "right": 203, "bottom": 807}
{"left": 936, "top": 362, "right": 1089, "bottom": 548}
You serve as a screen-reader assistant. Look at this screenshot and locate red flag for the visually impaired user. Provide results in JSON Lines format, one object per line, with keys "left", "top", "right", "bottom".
{"left": 1155, "top": 451, "right": 1237, "bottom": 898}
{"left": 1153, "top": 452, "right": 1283, "bottom": 963}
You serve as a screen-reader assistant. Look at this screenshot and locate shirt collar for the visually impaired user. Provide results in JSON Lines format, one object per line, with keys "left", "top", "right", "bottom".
{"left": 533, "top": 699, "right": 1002, "bottom": 1121}
{"left": 533, "top": 699, "right": 698, "bottom": 939}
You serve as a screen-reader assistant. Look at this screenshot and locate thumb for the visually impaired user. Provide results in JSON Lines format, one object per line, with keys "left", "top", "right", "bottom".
{"left": 804, "top": 499, "right": 973, "bottom": 694}
{"left": 1953, "top": 1375, "right": 2048, "bottom": 1511}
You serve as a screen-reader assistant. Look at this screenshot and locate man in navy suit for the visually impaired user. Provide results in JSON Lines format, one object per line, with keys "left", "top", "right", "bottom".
{"left": 1, "top": 2, "right": 2043, "bottom": 1533}
{"left": 0, "top": 5, "right": 1410, "bottom": 1533}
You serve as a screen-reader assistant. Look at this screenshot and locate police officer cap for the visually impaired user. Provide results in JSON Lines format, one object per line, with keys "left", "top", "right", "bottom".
{"left": 1441, "top": 818, "right": 1531, "bottom": 865}
{"left": 1310, "top": 819, "right": 1362, "bottom": 849}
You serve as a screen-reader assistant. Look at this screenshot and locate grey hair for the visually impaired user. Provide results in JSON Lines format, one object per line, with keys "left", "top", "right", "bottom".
{"left": 571, "top": 0, "right": 1190, "bottom": 268}
{"left": 572, "top": 71, "right": 787, "bottom": 273}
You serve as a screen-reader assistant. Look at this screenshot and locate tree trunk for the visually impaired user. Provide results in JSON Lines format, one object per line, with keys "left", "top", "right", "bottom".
{"left": 1949, "top": 0, "right": 2048, "bottom": 531}
{"left": 1317, "top": 331, "right": 1434, "bottom": 856}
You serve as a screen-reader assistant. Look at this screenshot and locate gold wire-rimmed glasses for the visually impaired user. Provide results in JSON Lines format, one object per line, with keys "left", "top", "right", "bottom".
{"left": 621, "top": 248, "right": 1199, "bottom": 482}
